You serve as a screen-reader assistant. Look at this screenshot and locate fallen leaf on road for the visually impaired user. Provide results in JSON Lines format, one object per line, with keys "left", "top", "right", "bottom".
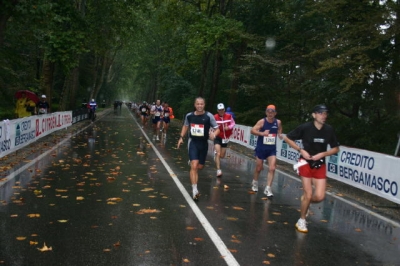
{"left": 37, "top": 242, "right": 52, "bottom": 252}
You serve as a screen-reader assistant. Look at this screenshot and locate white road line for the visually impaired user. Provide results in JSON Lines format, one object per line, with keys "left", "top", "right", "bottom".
{"left": 130, "top": 112, "right": 240, "bottom": 266}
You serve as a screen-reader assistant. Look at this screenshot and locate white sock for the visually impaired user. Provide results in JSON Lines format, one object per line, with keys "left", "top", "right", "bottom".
{"left": 192, "top": 184, "right": 197, "bottom": 191}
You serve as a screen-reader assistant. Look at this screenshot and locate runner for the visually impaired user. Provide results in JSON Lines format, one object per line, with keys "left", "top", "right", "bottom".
{"left": 250, "top": 104, "right": 283, "bottom": 197}
{"left": 177, "top": 97, "right": 220, "bottom": 201}
{"left": 284, "top": 104, "right": 340, "bottom": 233}
{"left": 161, "top": 102, "right": 172, "bottom": 136}
{"left": 213, "top": 103, "right": 235, "bottom": 177}
{"left": 150, "top": 99, "right": 163, "bottom": 141}
{"left": 138, "top": 101, "right": 149, "bottom": 128}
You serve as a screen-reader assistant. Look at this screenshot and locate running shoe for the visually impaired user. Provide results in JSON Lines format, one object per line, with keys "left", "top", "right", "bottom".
{"left": 264, "top": 186, "right": 273, "bottom": 197}
{"left": 216, "top": 169, "right": 222, "bottom": 177}
{"left": 295, "top": 218, "right": 308, "bottom": 233}
{"left": 193, "top": 191, "right": 200, "bottom": 201}
{"left": 251, "top": 180, "right": 258, "bottom": 192}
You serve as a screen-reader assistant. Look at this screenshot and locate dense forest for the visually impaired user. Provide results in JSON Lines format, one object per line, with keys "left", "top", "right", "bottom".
{"left": 1, "top": 0, "right": 399, "bottom": 155}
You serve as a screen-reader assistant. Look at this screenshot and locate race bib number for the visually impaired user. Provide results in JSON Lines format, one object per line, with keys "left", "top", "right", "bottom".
{"left": 141, "top": 108, "right": 146, "bottom": 112}
{"left": 263, "top": 134, "right": 276, "bottom": 145}
{"left": 155, "top": 112, "right": 161, "bottom": 116}
{"left": 164, "top": 113, "right": 169, "bottom": 117}
{"left": 190, "top": 123, "right": 204, "bottom": 137}
{"left": 222, "top": 139, "right": 229, "bottom": 144}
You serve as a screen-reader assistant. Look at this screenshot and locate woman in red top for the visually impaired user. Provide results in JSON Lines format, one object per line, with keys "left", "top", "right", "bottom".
{"left": 213, "top": 103, "right": 236, "bottom": 177}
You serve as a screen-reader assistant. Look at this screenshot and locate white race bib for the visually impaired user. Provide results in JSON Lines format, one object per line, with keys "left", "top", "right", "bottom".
{"left": 263, "top": 134, "right": 276, "bottom": 145}
{"left": 141, "top": 108, "right": 146, "bottom": 112}
{"left": 190, "top": 123, "right": 204, "bottom": 137}
{"left": 155, "top": 112, "right": 161, "bottom": 116}
{"left": 164, "top": 113, "right": 169, "bottom": 117}
{"left": 222, "top": 139, "right": 229, "bottom": 144}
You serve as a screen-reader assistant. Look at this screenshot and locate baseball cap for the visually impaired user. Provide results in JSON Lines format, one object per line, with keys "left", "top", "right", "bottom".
{"left": 313, "top": 104, "right": 329, "bottom": 113}
{"left": 41, "top": 95, "right": 46, "bottom": 98}
{"left": 266, "top": 104, "right": 276, "bottom": 111}
{"left": 217, "top": 103, "right": 225, "bottom": 110}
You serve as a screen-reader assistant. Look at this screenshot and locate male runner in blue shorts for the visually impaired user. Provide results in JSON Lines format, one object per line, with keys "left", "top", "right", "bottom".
{"left": 284, "top": 104, "right": 339, "bottom": 233}
{"left": 177, "top": 97, "right": 220, "bottom": 200}
{"left": 250, "top": 104, "right": 283, "bottom": 196}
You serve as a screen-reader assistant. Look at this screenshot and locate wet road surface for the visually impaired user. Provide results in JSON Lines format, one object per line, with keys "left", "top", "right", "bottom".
{"left": 0, "top": 106, "right": 399, "bottom": 266}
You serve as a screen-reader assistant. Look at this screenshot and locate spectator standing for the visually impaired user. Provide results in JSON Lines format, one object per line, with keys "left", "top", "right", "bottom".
{"left": 37, "top": 95, "right": 50, "bottom": 114}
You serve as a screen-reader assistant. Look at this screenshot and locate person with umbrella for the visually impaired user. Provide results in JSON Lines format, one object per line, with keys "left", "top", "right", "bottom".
{"left": 15, "top": 91, "right": 37, "bottom": 118}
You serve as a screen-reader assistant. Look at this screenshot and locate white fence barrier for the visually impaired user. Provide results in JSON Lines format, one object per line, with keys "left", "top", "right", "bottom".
{"left": 0, "top": 111, "right": 72, "bottom": 159}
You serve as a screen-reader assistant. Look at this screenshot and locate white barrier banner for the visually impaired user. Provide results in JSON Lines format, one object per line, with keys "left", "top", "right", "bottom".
{"left": 34, "top": 112, "right": 73, "bottom": 138}
{"left": 0, "top": 112, "right": 72, "bottom": 159}
{"left": 327, "top": 147, "right": 400, "bottom": 204}
{"left": 230, "top": 123, "right": 400, "bottom": 204}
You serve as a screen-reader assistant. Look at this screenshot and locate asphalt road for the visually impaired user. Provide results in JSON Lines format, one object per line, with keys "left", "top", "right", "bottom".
{"left": 0, "top": 106, "right": 399, "bottom": 266}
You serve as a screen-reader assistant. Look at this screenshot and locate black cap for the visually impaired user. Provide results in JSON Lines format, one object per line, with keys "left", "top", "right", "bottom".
{"left": 313, "top": 104, "right": 329, "bottom": 113}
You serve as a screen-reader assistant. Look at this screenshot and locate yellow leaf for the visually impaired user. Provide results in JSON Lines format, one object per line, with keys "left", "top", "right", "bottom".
{"left": 57, "top": 220, "right": 68, "bottom": 223}
{"left": 140, "top": 188, "right": 154, "bottom": 192}
{"left": 355, "top": 228, "right": 362, "bottom": 232}
{"left": 30, "top": 241, "right": 38, "bottom": 245}
{"left": 232, "top": 206, "right": 245, "bottom": 211}
{"left": 76, "top": 196, "right": 84, "bottom": 201}
{"left": 272, "top": 212, "right": 281, "bottom": 216}
{"left": 262, "top": 261, "right": 271, "bottom": 265}
{"left": 320, "top": 219, "right": 328, "bottom": 223}
{"left": 107, "top": 197, "right": 123, "bottom": 202}
{"left": 27, "top": 214, "right": 40, "bottom": 218}
{"left": 267, "top": 253, "right": 275, "bottom": 258}
{"left": 186, "top": 226, "right": 196, "bottom": 230}
{"left": 194, "top": 238, "right": 204, "bottom": 241}
{"left": 16, "top": 236, "right": 26, "bottom": 241}
{"left": 37, "top": 242, "right": 52, "bottom": 252}
{"left": 182, "top": 258, "right": 190, "bottom": 263}
{"left": 132, "top": 203, "right": 141, "bottom": 206}
{"left": 227, "top": 217, "right": 238, "bottom": 221}
{"left": 228, "top": 249, "right": 238, "bottom": 253}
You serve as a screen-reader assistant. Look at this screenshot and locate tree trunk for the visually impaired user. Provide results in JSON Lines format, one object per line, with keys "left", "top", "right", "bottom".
{"left": 0, "top": 0, "right": 19, "bottom": 46}
{"left": 199, "top": 50, "right": 212, "bottom": 97}
{"left": 69, "top": 64, "right": 80, "bottom": 110}
{"left": 209, "top": 47, "right": 222, "bottom": 110}
{"left": 41, "top": 59, "right": 54, "bottom": 109}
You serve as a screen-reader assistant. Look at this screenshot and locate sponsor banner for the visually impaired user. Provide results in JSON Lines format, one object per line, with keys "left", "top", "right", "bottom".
{"left": 0, "top": 112, "right": 72, "bottom": 159}
{"left": 35, "top": 112, "right": 72, "bottom": 138}
{"left": 329, "top": 147, "right": 400, "bottom": 204}
{"left": 230, "top": 123, "right": 400, "bottom": 204}
{"left": 230, "top": 124, "right": 254, "bottom": 149}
